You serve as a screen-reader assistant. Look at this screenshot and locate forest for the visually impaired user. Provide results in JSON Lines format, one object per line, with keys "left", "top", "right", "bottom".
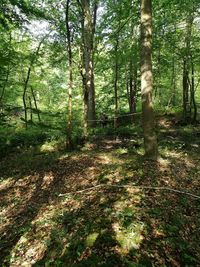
{"left": 0, "top": 0, "right": 200, "bottom": 266}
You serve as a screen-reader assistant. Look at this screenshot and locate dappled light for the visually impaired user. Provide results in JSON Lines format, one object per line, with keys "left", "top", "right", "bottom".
{"left": 1, "top": 0, "right": 200, "bottom": 266}
{"left": 1, "top": 118, "right": 200, "bottom": 266}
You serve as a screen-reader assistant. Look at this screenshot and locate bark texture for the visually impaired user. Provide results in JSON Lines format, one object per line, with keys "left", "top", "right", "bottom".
{"left": 66, "top": 0, "right": 73, "bottom": 149}
{"left": 79, "top": 0, "right": 97, "bottom": 129}
{"left": 140, "top": 0, "right": 158, "bottom": 159}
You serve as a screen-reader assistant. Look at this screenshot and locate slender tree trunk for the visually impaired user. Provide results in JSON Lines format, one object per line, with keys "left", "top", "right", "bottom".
{"left": 191, "top": 56, "right": 197, "bottom": 123}
{"left": 128, "top": 19, "right": 138, "bottom": 118}
{"left": 171, "top": 55, "right": 176, "bottom": 106}
{"left": 140, "top": 0, "right": 158, "bottom": 160}
{"left": 29, "top": 96, "right": 33, "bottom": 122}
{"left": 0, "top": 65, "right": 10, "bottom": 106}
{"left": 23, "top": 67, "right": 31, "bottom": 128}
{"left": 182, "top": 59, "right": 190, "bottom": 122}
{"left": 182, "top": 14, "right": 193, "bottom": 122}
{"left": 31, "top": 86, "right": 41, "bottom": 122}
{"left": 114, "top": 38, "right": 119, "bottom": 128}
{"left": 0, "top": 32, "right": 12, "bottom": 108}
{"left": 22, "top": 35, "right": 47, "bottom": 128}
{"left": 154, "top": 44, "right": 161, "bottom": 101}
{"left": 79, "top": 0, "right": 97, "bottom": 130}
{"left": 129, "top": 61, "right": 137, "bottom": 114}
{"left": 126, "top": 65, "right": 131, "bottom": 111}
{"left": 66, "top": 0, "right": 73, "bottom": 149}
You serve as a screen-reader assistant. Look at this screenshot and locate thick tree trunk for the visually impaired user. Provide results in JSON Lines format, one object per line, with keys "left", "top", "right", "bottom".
{"left": 140, "top": 0, "right": 158, "bottom": 160}
{"left": 79, "top": 0, "right": 97, "bottom": 129}
{"left": 66, "top": 0, "right": 73, "bottom": 149}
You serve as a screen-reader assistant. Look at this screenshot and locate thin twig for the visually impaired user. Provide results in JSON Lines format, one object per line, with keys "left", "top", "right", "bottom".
{"left": 58, "top": 184, "right": 200, "bottom": 200}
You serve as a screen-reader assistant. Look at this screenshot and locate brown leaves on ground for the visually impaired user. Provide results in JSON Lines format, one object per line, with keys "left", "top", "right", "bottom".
{"left": 0, "top": 122, "right": 200, "bottom": 266}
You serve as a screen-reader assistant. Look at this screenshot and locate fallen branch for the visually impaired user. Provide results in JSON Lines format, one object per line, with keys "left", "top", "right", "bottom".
{"left": 58, "top": 184, "right": 200, "bottom": 200}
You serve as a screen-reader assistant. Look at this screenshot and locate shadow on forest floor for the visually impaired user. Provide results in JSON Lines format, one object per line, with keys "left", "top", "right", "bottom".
{"left": 0, "top": 118, "right": 200, "bottom": 266}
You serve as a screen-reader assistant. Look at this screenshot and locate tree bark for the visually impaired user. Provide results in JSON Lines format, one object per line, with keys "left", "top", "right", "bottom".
{"left": 31, "top": 86, "right": 41, "bottom": 122}
{"left": 65, "top": 0, "right": 73, "bottom": 149}
{"left": 79, "top": 0, "right": 97, "bottom": 130}
{"left": 182, "top": 14, "right": 193, "bottom": 122}
{"left": 114, "top": 37, "right": 119, "bottom": 128}
{"left": 23, "top": 67, "right": 31, "bottom": 128}
{"left": 29, "top": 96, "right": 33, "bottom": 122}
{"left": 182, "top": 59, "right": 189, "bottom": 121}
{"left": 0, "top": 32, "right": 12, "bottom": 108}
{"left": 140, "top": 0, "right": 158, "bottom": 160}
{"left": 0, "top": 65, "right": 10, "bottom": 107}
{"left": 190, "top": 55, "right": 197, "bottom": 123}
{"left": 129, "top": 60, "right": 137, "bottom": 114}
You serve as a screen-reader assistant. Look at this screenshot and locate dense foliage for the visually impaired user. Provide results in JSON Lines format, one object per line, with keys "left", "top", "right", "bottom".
{"left": 0, "top": 1, "right": 200, "bottom": 266}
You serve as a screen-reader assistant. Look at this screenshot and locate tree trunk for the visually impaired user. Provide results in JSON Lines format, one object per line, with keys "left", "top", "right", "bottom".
{"left": 171, "top": 55, "right": 176, "bottom": 106}
{"left": 22, "top": 35, "right": 47, "bottom": 128}
{"left": 182, "top": 14, "right": 193, "bottom": 122}
{"left": 23, "top": 67, "right": 31, "bottom": 128}
{"left": 190, "top": 55, "right": 197, "bottom": 123}
{"left": 29, "top": 96, "right": 33, "bottom": 122}
{"left": 129, "top": 61, "right": 137, "bottom": 114}
{"left": 114, "top": 37, "right": 119, "bottom": 128}
{"left": 0, "top": 32, "right": 12, "bottom": 108}
{"left": 31, "top": 86, "right": 41, "bottom": 122}
{"left": 66, "top": 0, "right": 73, "bottom": 149}
{"left": 0, "top": 65, "right": 10, "bottom": 107}
{"left": 79, "top": 0, "right": 97, "bottom": 130}
{"left": 154, "top": 44, "right": 161, "bottom": 102}
{"left": 182, "top": 59, "right": 189, "bottom": 122}
{"left": 140, "top": 0, "right": 158, "bottom": 160}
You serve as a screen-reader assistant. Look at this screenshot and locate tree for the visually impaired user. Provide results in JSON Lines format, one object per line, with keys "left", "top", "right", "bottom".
{"left": 65, "top": 0, "right": 73, "bottom": 149}
{"left": 78, "top": 0, "right": 98, "bottom": 131}
{"left": 140, "top": 0, "right": 158, "bottom": 159}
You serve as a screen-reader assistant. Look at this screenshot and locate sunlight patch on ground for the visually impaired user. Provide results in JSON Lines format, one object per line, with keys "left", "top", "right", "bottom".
{"left": 42, "top": 172, "right": 54, "bottom": 189}
{"left": 111, "top": 189, "right": 145, "bottom": 253}
{"left": 81, "top": 142, "right": 96, "bottom": 151}
{"left": 0, "top": 177, "right": 13, "bottom": 191}
{"left": 9, "top": 196, "right": 82, "bottom": 266}
{"left": 40, "top": 141, "right": 58, "bottom": 152}
{"left": 157, "top": 157, "right": 171, "bottom": 173}
{"left": 97, "top": 153, "right": 114, "bottom": 164}
{"left": 114, "top": 222, "right": 144, "bottom": 252}
{"left": 85, "top": 232, "right": 99, "bottom": 247}
{"left": 58, "top": 154, "right": 70, "bottom": 160}
{"left": 166, "top": 150, "right": 184, "bottom": 159}
{"left": 115, "top": 148, "right": 128, "bottom": 155}
{"left": 10, "top": 238, "right": 48, "bottom": 267}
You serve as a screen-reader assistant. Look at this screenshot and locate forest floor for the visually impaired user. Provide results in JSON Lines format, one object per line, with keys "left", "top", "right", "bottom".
{"left": 0, "top": 116, "right": 200, "bottom": 267}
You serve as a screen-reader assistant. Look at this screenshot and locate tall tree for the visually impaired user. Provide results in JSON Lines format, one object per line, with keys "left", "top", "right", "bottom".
{"left": 65, "top": 0, "right": 73, "bottom": 149}
{"left": 78, "top": 0, "right": 98, "bottom": 130}
{"left": 140, "top": 0, "right": 158, "bottom": 159}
